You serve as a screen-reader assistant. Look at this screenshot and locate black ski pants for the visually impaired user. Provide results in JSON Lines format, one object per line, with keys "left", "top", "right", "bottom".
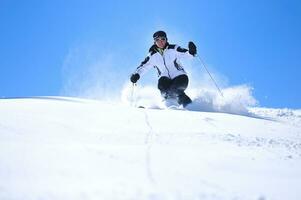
{"left": 157, "top": 74, "right": 192, "bottom": 106}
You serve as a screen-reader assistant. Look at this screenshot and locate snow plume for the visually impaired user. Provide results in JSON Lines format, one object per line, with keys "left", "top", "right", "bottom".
{"left": 187, "top": 85, "right": 258, "bottom": 115}
{"left": 62, "top": 42, "right": 257, "bottom": 115}
{"left": 122, "top": 83, "right": 257, "bottom": 115}
{"left": 185, "top": 58, "right": 258, "bottom": 115}
{"left": 61, "top": 44, "right": 130, "bottom": 102}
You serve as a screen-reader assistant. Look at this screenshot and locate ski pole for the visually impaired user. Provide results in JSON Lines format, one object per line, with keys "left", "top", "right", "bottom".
{"left": 196, "top": 55, "right": 224, "bottom": 97}
{"left": 130, "top": 83, "right": 137, "bottom": 106}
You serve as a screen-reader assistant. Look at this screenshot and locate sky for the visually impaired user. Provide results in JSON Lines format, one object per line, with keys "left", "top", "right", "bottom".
{"left": 0, "top": 0, "right": 300, "bottom": 108}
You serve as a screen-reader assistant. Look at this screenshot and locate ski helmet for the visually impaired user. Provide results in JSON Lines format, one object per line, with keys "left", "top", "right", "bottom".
{"left": 153, "top": 31, "right": 167, "bottom": 40}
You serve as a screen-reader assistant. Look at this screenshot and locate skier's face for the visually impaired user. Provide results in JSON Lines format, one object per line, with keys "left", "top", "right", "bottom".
{"left": 155, "top": 37, "right": 167, "bottom": 48}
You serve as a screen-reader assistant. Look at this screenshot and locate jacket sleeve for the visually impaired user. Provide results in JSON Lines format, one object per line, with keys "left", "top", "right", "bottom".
{"left": 134, "top": 53, "right": 153, "bottom": 76}
{"left": 175, "top": 45, "right": 194, "bottom": 59}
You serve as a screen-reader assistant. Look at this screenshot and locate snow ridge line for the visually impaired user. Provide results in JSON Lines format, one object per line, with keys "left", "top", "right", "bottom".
{"left": 142, "top": 109, "right": 157, "bottom": 185}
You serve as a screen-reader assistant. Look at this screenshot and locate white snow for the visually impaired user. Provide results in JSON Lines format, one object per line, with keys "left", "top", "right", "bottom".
{"left": 1, "top": 96, "right": 301, "bottom": 200}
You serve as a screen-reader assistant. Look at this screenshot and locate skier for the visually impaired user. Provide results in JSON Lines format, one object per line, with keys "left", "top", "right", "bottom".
{"left": 130, "top": 30, "right": 197, "bottom": 107}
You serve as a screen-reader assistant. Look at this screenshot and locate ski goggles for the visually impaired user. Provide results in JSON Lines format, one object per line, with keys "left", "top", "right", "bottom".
{"left": 154, "top": 37, "right": 166, "bottom": 42}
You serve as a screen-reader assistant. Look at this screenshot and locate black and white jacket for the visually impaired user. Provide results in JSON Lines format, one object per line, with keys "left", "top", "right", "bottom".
{"left": 134, "top": 43, "right": 194, "bottom": 79}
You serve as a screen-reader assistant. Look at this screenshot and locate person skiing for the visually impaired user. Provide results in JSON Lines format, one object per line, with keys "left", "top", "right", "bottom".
{"left": 130, "top": 30, "right": 197, "bottom": 107}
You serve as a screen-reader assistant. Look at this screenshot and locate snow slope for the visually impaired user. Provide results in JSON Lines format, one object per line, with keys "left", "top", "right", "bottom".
{"left": 0, "top": 97, "right": 301, "bottom": 200}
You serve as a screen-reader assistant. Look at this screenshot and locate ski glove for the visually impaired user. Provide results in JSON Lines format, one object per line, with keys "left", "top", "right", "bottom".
{"left": 130, "top": 73, "right": 140, "bottom": 83}
{"left": 188, "top": 41, "right": 197, "bottom": 56}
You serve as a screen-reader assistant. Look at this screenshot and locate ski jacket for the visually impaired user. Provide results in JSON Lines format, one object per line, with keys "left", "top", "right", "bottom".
{"left": 134, "top": 43, "right": 194, "bottom": 79}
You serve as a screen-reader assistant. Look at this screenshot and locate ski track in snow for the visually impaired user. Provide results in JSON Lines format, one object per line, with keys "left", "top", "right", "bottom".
{"left": 142, "top": 109, "right": 157, "bottom": 185}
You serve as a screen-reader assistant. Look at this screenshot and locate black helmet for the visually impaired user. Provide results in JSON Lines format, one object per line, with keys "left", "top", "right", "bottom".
{"left": 153, "top": 30, "right": 167, "bottom": 40}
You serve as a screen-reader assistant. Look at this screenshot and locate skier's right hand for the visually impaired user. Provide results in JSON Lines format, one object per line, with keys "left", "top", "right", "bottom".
{"left": 130, "top": 73, "right": 140, "bottom": 83}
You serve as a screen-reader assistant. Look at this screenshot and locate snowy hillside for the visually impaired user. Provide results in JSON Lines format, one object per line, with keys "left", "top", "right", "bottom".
{"left": 0, "top": 96, "right": 301, "bottom": 200}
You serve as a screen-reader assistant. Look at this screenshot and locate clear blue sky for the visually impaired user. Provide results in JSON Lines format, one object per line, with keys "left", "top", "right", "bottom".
{"left": 0, "top": 0, "right": 300, "bottom": 108}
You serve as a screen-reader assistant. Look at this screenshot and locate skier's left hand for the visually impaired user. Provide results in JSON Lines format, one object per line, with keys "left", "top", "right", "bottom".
{"left": 188, "top": 41, "right": 197, "bottom": 56}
